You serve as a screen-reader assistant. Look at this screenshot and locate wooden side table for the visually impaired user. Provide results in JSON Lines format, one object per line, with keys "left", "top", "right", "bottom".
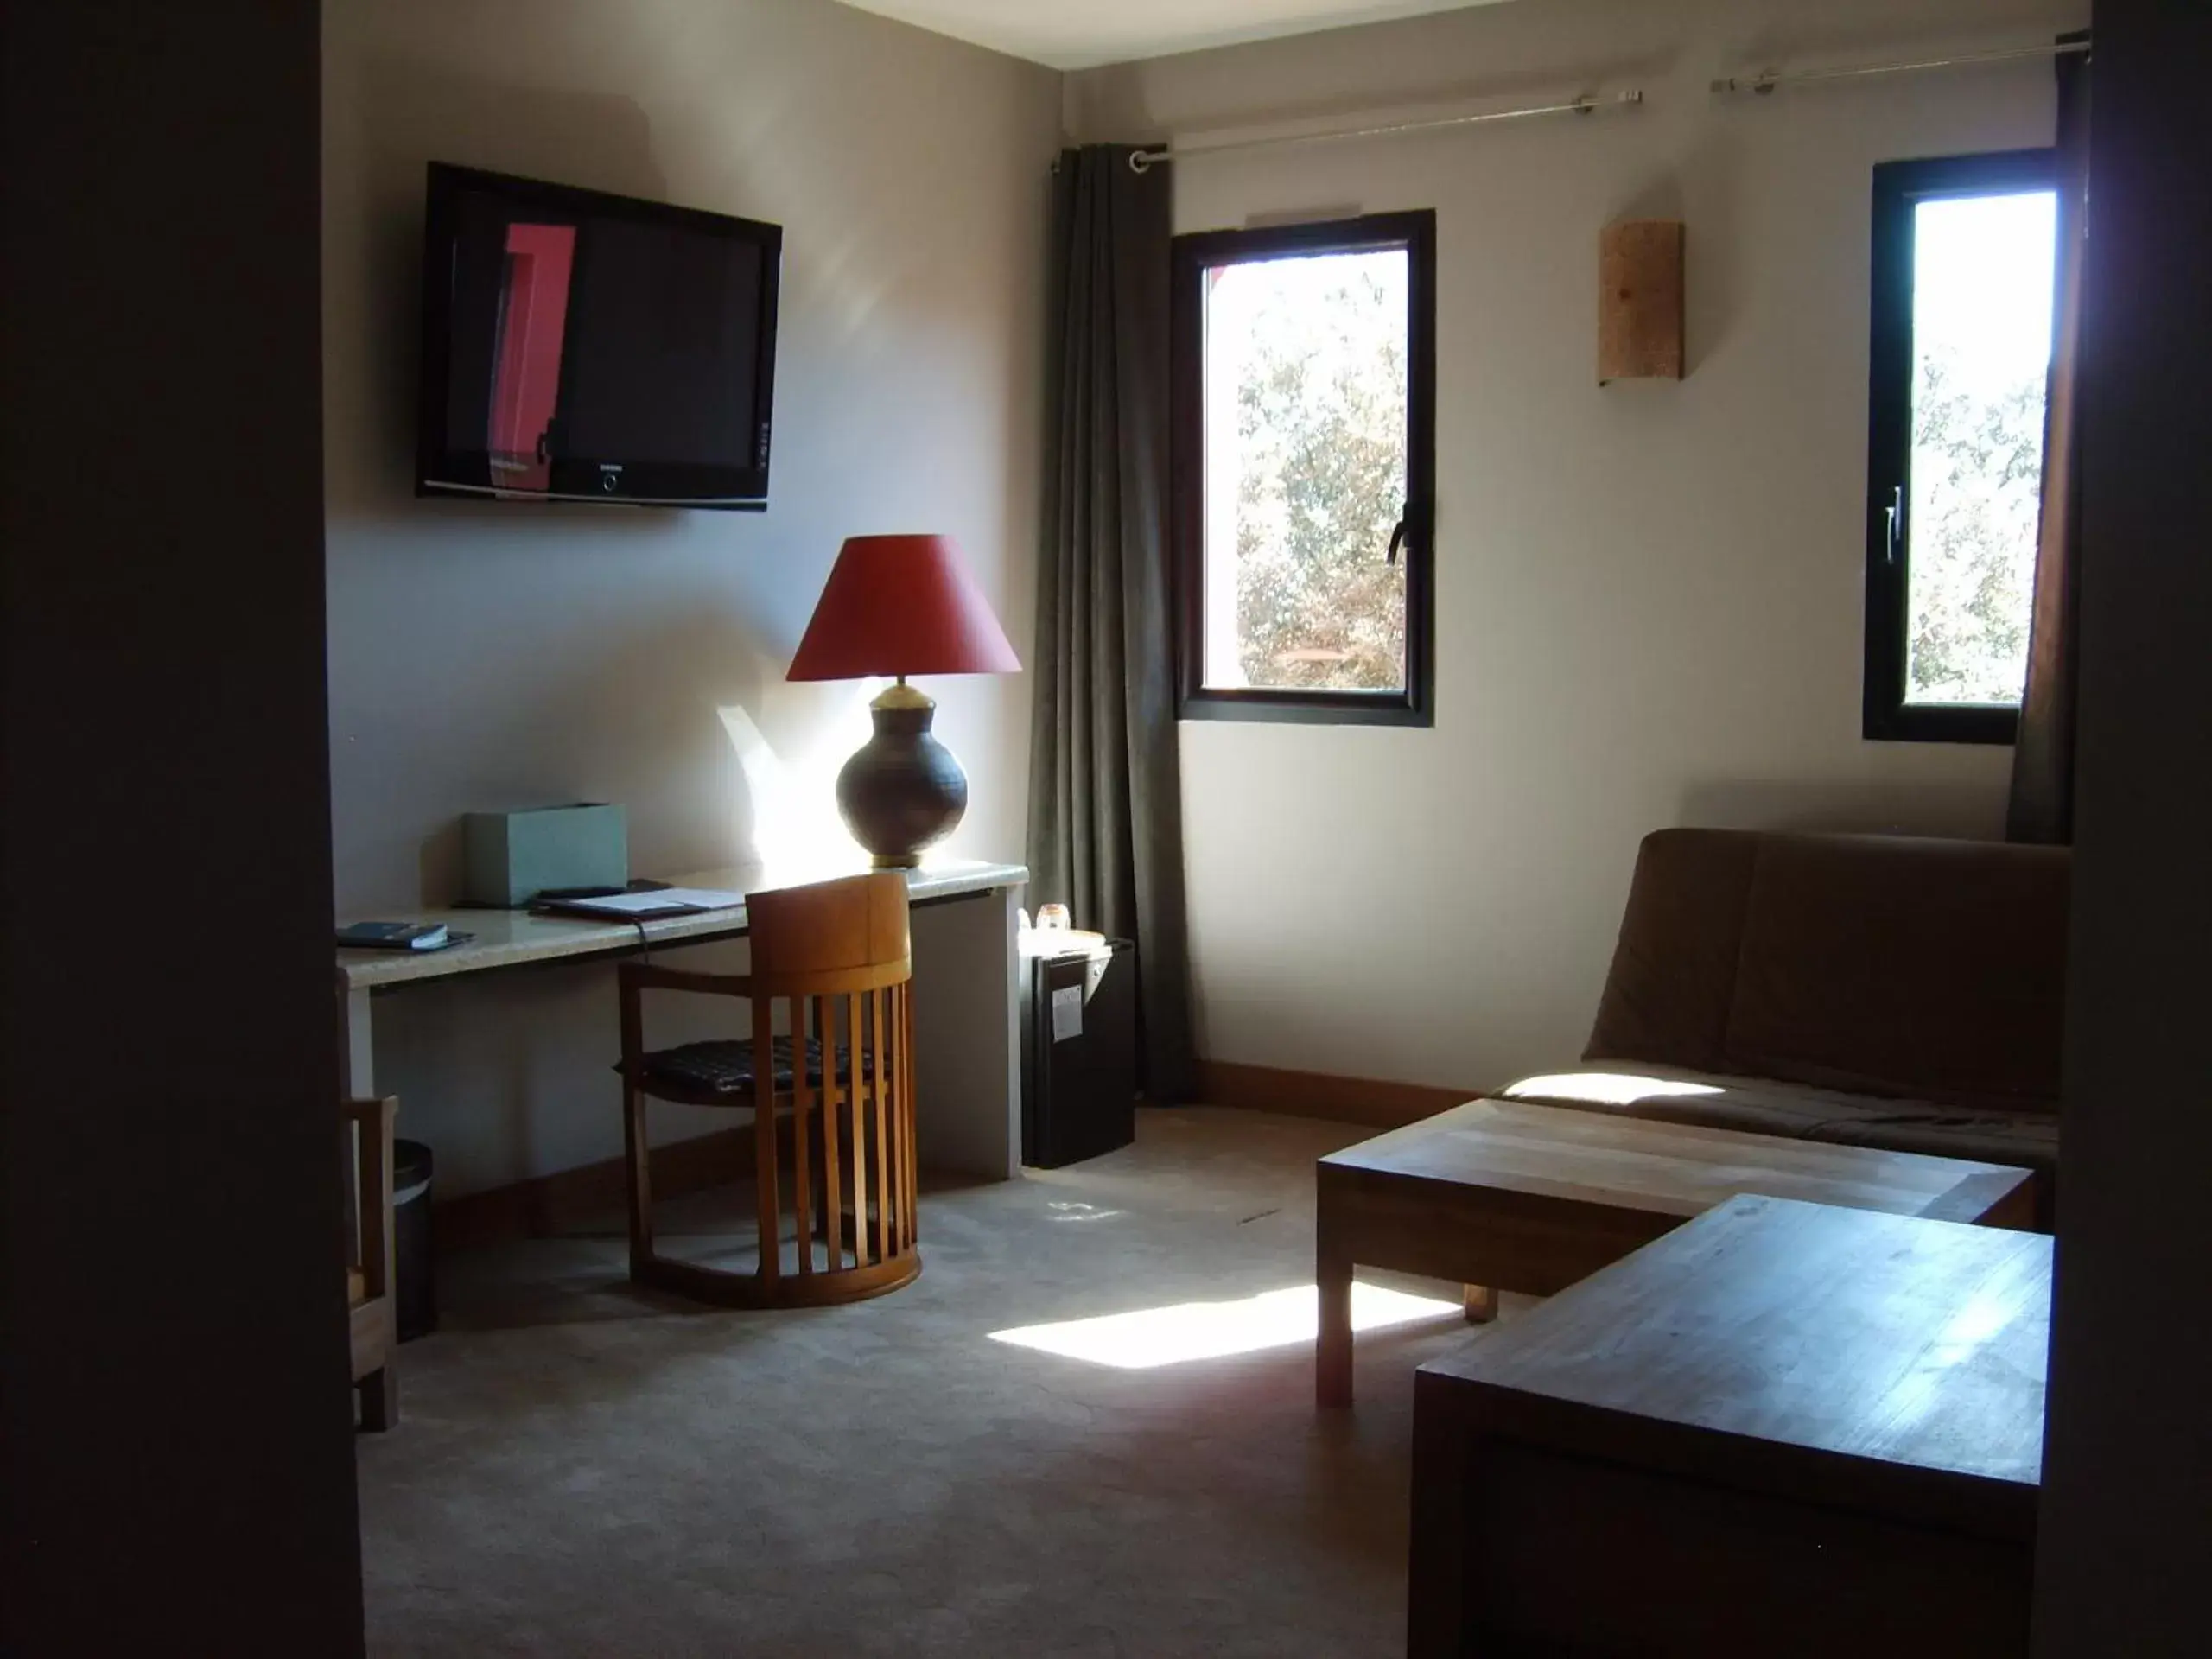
{"left": 1408, "top": 1195, "right": 2049, "bottom": 1656}
{"left": 1316, "top": 1097, "right": 2033, "bottom": 1406}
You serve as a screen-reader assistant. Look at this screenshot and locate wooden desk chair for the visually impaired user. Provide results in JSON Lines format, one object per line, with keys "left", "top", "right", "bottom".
{"left": 346, "top": 1094, "right": 398, "bottom": 1430}
{"left": 616, "top": 872, "right": 920, "bottom": 1307}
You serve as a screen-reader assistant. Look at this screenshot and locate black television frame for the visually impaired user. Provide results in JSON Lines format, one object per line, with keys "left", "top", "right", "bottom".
{"left": 415, "top": 162, "right": 782, "bottom": 510}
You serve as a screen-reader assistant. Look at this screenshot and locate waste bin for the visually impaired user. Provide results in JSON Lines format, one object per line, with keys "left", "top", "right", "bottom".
{"left": 1019, "top": 934, "right": 1138, "bottom": 1168}
{"left": 392, "top": 1139, "right": 435, "bottom": 1342}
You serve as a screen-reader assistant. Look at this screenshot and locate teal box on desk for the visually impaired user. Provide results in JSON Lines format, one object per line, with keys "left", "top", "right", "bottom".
{"left": 461, "top": 804, "right": 628, "bottom": 906}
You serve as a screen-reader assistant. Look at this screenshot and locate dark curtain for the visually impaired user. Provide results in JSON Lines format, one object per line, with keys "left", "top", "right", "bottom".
{"left": 1026, "top": 145, "right": 1198, "bottom": 1103}
{"left": 2008, "top": 35, "right": 2092, "bottom": 843}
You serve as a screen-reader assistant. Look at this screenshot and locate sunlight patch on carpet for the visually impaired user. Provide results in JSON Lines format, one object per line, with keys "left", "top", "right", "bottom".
{"left": 988, "top": 1283, "right": 1460, "bottom": 1370}
{"left": 1045, "top": 1200, "right": 1123, "bottom": 1223}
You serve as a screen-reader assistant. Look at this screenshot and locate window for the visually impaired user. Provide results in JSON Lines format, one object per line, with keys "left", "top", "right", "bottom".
{"left": 1866, "top": 149, "right": 2058, "bottom": 743}
{"left": 1170, "top": 212, "right": 1435, "bottom": 726}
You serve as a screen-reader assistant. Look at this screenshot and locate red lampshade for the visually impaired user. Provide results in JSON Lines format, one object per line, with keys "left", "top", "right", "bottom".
{"left": 786, "top": 534, "right": 1020, "bottom": 682}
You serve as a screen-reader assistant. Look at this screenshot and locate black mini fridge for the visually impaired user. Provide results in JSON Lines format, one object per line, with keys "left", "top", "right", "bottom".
{"left": 1020, "top": 937, "right": 1137, "bottom": 1168}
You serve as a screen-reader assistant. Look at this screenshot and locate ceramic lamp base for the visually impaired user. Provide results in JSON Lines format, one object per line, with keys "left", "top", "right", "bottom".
{"left": 834, "top": 683, "right": 968, "bottom": 869}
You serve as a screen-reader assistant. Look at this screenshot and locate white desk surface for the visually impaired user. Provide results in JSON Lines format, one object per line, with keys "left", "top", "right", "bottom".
{"left": 338, "top": 858, "right": 1027, "bottom": 990}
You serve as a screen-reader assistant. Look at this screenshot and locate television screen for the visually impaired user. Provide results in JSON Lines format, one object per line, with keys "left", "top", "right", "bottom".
{"left": 416, "top": 163, "right": 781, "bottom": 508}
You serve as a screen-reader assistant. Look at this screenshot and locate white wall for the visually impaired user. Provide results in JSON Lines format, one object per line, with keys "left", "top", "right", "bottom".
{"left": 1069, "top": 0, "right": 2083, "bottom": 1094}
{"left": 324, "top": 0, "right": 1060, "bottom": 1190}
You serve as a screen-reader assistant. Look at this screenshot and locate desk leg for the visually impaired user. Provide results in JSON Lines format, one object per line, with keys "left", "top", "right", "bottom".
{"left": 343, "top": 984, "right": 376, "bottom": 1096}
{"left": 1317, "top": 1246, "right": 1355, "bottom": 1408}
{"left": 911, "top": 885, "right": 1021, "bottom": 1181}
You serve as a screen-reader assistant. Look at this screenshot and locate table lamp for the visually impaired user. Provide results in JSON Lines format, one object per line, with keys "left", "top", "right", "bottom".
{"left": 786, "top": 533, "right": 1020, "bottom": 868}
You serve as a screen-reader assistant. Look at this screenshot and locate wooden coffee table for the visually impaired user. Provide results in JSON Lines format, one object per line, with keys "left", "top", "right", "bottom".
{"left": 1315, "top": 1098, "right": 2034, "bottom": 1406}
{"left": 1408, "top": 1195, "right": 2050, "bottom": 1655}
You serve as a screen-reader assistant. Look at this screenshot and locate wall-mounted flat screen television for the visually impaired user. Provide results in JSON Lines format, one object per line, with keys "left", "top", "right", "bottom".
{"left": 416, "top": 162, "right": 782, "bottom": 508}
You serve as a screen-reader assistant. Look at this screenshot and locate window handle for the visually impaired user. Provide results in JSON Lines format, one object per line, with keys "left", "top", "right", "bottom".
{"left": 1387, "top": 507, "right": 1410, "bottom": 566}
{"left": 1884, "top": 484, "right": 1905, "bottom": 565}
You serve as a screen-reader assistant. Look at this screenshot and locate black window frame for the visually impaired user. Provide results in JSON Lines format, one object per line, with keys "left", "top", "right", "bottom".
{"left": 1864, "top": 148, "right": 2056, "bottom": 745}
{"left": 1169, "top": 210, "right": 1437, "bottom": 728}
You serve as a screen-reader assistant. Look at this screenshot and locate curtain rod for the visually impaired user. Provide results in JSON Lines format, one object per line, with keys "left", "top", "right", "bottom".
{"left": 1712, "top": 36, "right": 2089, "bottom": 98}
{"left": 1127, "top": 89, "right": 1643, "bottom": 173}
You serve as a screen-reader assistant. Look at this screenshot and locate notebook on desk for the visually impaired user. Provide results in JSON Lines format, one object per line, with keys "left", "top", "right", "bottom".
{"left": 335, "top": 921, "right": 474, "bottom": 951}
{"left": 534, "top": 887, "right": 747, "bottom": 921}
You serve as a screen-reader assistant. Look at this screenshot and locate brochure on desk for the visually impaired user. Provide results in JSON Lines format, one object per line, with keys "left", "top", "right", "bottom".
{"left": 536, "top": 887, "right": 747, "bottom": 920}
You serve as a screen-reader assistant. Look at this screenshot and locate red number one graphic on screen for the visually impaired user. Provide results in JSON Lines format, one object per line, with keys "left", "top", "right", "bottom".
{"left": 487, "top": 221, "right": 575, "bottom": 492}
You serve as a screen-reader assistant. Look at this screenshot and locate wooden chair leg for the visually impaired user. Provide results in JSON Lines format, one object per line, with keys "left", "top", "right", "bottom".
{"left": 358, "top": 1364, "right": 397, "bottom": 1433}
{"left": 346, "top": 1096, "right": 399, "bottom": 1432}
{"left": 623, "top": 1087, "right": 654, "bottom": 1276}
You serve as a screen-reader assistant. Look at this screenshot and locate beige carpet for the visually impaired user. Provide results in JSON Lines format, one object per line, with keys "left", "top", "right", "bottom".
{"left": 359, "top": 1108, "right": 1518, "bottom": 1656}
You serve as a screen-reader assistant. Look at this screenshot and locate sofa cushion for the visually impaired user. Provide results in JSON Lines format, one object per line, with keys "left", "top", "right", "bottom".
{"left": 1584, "top": 829, "right": 1760, "bottom": 1073}
{"left": 1500, "top": 1064, "right": 2056, "bottom": 1226}
{"left": 1718, "top": 834, "right": 2069, "bottom": 1110}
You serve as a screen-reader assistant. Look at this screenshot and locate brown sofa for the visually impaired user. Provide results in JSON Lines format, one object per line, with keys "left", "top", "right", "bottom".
{"left": 1502, "top": 828, "right": 2069, "bottom": 1227}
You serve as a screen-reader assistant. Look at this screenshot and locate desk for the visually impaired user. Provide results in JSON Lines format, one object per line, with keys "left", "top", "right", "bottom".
{"left": 338, "top": 859, "right": 1027, "bottom": 1180}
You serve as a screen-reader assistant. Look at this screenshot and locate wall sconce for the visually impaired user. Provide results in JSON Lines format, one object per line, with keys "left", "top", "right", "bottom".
{"left": 1599, "top": 219, "right": 1685, "bottom": 383}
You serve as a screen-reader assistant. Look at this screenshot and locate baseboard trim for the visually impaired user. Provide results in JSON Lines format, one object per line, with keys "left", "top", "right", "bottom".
{"left": 433, "top": 1126, "right": 755, "bottom": 1256}
{"left": 1195, "top": 1059, "right": 1483, "bottom": 1128}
